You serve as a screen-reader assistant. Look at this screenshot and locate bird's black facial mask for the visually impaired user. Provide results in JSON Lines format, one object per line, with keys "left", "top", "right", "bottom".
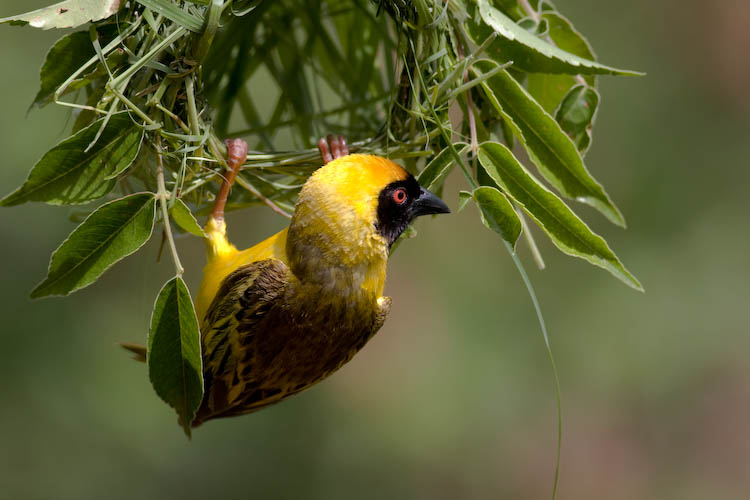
{"left": 375, "top": 175, "right": 450, "bottom": 247}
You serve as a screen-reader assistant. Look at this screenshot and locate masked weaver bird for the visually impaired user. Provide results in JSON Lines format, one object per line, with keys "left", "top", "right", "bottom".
{"left": 126, "top": 136, "right": 449, "bottom": 427}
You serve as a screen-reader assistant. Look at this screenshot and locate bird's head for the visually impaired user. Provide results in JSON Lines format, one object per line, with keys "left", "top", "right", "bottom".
{"left": 287, "top": 154, "right": 449, "bottom": 278}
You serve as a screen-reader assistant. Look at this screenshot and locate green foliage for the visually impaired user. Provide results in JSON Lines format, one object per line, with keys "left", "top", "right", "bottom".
{"left": 556, "top": 84, "right": 599, "bottom": 153}
{"left": 478, "top": 142, "right": 641, "bottom": 290}
{"left": 416, "top": 144, "right": 467, "bottom": 191}
{"left": 469, "top": 0, "right": 641, "bottom": 76}
{"left": 476, "top": 61, "right": 623, "bottom": 226}
{"left": 33, "top": 31, "right": 97, "bottom": 107}
{"left": 170, "top": 198, "right": 206, "bottom": 237}
{"left": 31, "top": 193, "right": 156, "bottom": 298}
{"left": 0, "top": 0, "right": 121, "bottom": 29}
{"left": 147, "top": 276, "right": 203, "bottom": 437}
{"left": 472, "top": 186, "right": 521, "bottom": 248}
{"left": 0, "top": 113, "right": 142, "bottom": 206}
{"left": 0, "top": 0, "right": 642, "bottom": 431}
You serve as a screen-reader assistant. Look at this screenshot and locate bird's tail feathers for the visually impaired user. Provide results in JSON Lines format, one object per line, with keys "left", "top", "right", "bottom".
{"left": 119, "top": 342, "right": 147, "bottom": 362}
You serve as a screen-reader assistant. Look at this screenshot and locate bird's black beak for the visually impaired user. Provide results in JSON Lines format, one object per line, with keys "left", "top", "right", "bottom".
{"left": 412, "top": 186, "right": 451, "bottom": 217}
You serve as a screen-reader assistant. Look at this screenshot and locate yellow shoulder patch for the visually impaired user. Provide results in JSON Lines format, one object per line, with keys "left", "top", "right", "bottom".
{"left": 196, "top": 225, "right": 289, "bottom": 321}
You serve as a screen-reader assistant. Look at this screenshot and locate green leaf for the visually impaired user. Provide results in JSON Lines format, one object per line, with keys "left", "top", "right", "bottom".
{"left": 478, "top": 142, "right": 642, "bottom": 290}
{"left": 32, "top": 25, "right": 123, "bottom": 109}
{"left": 0, "top": 0, "right": 122, "bottom": 29}
{"left": 467, "top": 0, "right": 641, "bottom": 76}
{"left": 526, "top": 11, "right": 599, "bottom": 113}
{"left": 230, "top": 0, "right": 264, "bottom": 16}
{"left": 555, "top": 84, "right": 600, "bottom": 154}
{"left": 475, "top": 61, "right": 624, "bottom": 226}
{"left": 170, "top": 199, "right": 206, "bottom": 237}
{"left": 32, "top": 31, "right": 94, "bottom": 108}
{"left": 472, "top": 186, "right": 522, "bottom": 248}
{"left": 31, "top": 193, "right": 157, "bottom": 298}
{"left": 457, "top": 190, "right": 473, "bottom": 213}
{"left": 134, "top": 0, "right": 205, "bottom": 32}
{"left": 526, "top": 73, "right": 576, "bottom": 114}
{"left": 0, "top": 112, "right": 143, "bottom": 206}
{"left": 191, "top": 0, "right": 223, "bottom": 63}
{"left": 147, "top": 277, "right": 203, "bottom": 437}
{"left": 542, "top": 11, "right": 598, "bottom": 86}
{"left": 417, "top": 143, "right": 467, "bottom": 191}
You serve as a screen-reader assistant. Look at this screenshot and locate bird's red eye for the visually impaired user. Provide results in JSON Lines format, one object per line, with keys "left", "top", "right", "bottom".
{"left": 392, "top": 188, "right": 408, "bottom": 205}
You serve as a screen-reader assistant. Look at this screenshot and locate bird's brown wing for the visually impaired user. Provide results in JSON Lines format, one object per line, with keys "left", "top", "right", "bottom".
{"left": 195, "top": 258, "right": 290, "bottom": 425}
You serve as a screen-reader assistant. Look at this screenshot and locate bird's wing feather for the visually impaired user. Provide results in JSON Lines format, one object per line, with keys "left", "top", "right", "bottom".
{"left": 197, "top": 258, "right": 290, "bottom": 424}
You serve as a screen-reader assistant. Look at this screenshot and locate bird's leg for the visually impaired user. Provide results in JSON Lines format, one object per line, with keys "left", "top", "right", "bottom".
{"left": 317, "top": 134, "right": 349, "bottom": 165}
{"left": 210, "top": 138, "right": 249, "bottom": 222}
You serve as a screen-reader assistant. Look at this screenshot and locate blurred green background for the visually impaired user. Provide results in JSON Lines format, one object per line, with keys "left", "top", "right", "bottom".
{"left": 1, "top": 1, "right": 749, "bottom": 499}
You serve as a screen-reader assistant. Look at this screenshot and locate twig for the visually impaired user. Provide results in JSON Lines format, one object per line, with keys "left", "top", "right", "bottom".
{"left": 156, "top": 137, "right": 184, "bottom": 277}
{"left": 234, "top": 176, "right": 293, "bottom": 219}
{"left": 455, "top": 35, "right": 479, "bottom": 160}
{"left": 518, "top": 208, "right": 546, "bottom": 270}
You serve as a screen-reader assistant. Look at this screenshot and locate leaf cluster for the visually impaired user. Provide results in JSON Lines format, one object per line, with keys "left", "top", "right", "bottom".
{"left": 0, "top": 0, "right": 642, "bottom": 432}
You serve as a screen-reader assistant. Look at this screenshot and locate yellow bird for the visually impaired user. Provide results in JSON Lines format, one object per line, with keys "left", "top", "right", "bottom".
{"left": 129, "top": 136, "right": 450, "bottom": 427}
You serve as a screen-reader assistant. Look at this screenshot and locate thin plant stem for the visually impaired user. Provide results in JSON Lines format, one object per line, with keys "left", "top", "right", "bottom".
{"left": 156, "top": 137, "right": 184, "bottom": 277}
{"left": 504, "top": 240, "right": 561, "bottom": 500}
{"left": 107, "top": 84, "right": 158, "bottom": 127}
{"left": 110, "top": 26, "right": 187, "bottom": 90}
{"left": 234, "top": 176, "right": 293, "bottom": 219}
{"left": 518, "top": 208, "right": 546, "bottom": 270}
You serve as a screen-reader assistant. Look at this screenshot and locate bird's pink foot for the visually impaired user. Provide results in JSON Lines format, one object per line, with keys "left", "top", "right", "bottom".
{"left": 317, "top": 134, "right": 349, "bottom": 165}
{"left": 210, "top": 138, "right": 248, "bottom": 221}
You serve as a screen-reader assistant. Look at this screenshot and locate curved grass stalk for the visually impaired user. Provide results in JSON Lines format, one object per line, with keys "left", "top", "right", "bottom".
{"left": 409, "top": 35, "right": 563, "bottom": 500}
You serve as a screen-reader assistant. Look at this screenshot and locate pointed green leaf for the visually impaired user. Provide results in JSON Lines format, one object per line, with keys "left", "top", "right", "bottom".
{"left": 468, "top": 0, "right": 642, "bottom": 76}
{"left": 556, "top": 84, "right": 600, "bottom": 154}
{"left": 148, "top": 277, "right": 203, "bottom": 437}
{"left": 31, "top": 193, "right": 156, "bottom": 298}
{"left": 526, "top": 73, "right": 577, "bottom": 114}
{"left": 526, "top": 11, "right": 599, "bottom": 113}
{"left": 32, "top": 31, "right": 94, "bottom": 108}
{"left": 0, "top": 112, "right": 143, "bottom": 206}
{"left": 457, "top": 190, "right": 473, "bottom": 213}
{"left": 478, "top": 142, "right": 642, "bottom": 290}
{"left": 32, "top": 25, "right": 122, "bottom": 109}
{"left": 229, "top": 0, "right": 263, "bottom": 16}
{"left": 0, "top": 0, "right": 122, "bottom": 29}
{"left": 170, "top": 199, "right": 206, "bottom": 238}
{"left": 475, "top": 61, "right": 624, "bottom": 226}
{"left": 542, "top": 11, "right": 598, "bottom": 86}
{"left": 417, "top": 143, "right": 468, "bottom": 191}
{"left": 473, "top": 186, "right": 522, "bottom": 248}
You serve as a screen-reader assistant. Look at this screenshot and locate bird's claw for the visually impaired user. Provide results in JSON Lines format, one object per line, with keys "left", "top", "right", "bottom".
{"left": 318, "top": 134, "right": 349, "bottom": 165}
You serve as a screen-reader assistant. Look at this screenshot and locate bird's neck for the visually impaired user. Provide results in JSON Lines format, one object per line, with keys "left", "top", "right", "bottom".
{"left": 286, "top": 208, "right": 389, "bottom": 300}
